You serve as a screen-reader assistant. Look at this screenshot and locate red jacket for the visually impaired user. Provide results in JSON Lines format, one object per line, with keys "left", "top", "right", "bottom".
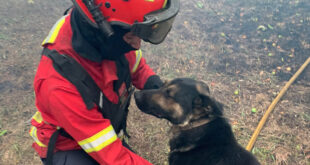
{"left": 29, "top": 12, "right": 155, "bottom": 164}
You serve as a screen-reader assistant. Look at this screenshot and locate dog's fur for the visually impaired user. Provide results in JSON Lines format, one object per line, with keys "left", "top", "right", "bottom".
{"left": 134, "top": 78, "right": 260, "bottom": 165}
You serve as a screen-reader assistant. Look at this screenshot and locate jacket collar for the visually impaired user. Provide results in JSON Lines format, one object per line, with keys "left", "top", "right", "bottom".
{"left": 71, "top": 9, "right": 104, "bottom": 62}
{"left": 70, "top": 9, "right": 136, "bottom": 62}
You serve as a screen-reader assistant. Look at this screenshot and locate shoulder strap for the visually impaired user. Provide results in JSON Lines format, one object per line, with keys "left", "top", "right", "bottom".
{"left": 45, "top": 128, "right": 60, "bottom": 165}
{"left": 42, "top": 48, "right": 101, "bottom": 110}
{"left": 114, "top": 55, "right": 132, "bottom": 95}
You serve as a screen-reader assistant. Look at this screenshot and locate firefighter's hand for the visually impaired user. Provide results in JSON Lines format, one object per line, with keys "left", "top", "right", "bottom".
{"left": 143, "top": 75, "right": 164, "bottom": 89}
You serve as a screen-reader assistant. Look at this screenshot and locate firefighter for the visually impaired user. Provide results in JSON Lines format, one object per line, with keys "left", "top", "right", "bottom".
{"left": 29, "top": 0, "right": 179, "bottom": 164}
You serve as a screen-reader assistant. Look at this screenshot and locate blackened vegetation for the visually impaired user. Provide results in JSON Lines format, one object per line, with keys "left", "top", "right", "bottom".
{"left": 170, "top": 0, "right": 310, "bottom": 81}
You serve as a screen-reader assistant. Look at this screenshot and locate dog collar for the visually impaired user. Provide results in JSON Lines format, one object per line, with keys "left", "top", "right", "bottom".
{"left": 177, "top": 116, "right": 222, "bottom": 131}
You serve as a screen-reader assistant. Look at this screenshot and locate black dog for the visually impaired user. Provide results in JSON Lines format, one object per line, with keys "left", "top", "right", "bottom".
{"left": 134, "top": 78, "right": 260, "bottom": 165}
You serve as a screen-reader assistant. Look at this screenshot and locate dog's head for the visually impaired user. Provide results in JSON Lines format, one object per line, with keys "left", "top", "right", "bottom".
{"left": 134, "top": 78, "right": 223, "bottom": 126}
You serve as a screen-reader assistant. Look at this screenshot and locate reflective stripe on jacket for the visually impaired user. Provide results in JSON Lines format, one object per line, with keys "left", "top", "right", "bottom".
{"left": 30, "top": 11, "right": 154, "bottom": 164}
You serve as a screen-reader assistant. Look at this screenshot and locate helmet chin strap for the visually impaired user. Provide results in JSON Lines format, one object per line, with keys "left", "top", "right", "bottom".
{"left": 82, "top": 0, "right": 114, "bottom": 39}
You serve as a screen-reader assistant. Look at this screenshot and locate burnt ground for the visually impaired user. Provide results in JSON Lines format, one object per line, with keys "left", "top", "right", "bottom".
{"left": 0, "top": 0, "right": 309, "bottom": 165}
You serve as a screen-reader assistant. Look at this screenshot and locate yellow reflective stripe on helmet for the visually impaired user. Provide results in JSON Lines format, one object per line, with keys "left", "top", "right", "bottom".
{"left": 32, "top": 111, "right": 43, "bottom": 123}
{"left": 78, "top": 125, "right": 117, "bottom": 153}
{"left": 42, "top": 15, "right": 66, "bottom": 45}
{"left": 29, "top": 126, "right": 47, "bottom": 147}
{"left": 163, "top": 0, "right": 168, "bottom": 8}
{"left": 132, "top": 49, "right": 142, "bottom": 73}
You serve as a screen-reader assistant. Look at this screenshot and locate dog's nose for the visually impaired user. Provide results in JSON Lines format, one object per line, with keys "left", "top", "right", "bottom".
{"left": 134, "top": 91, "right": 144, "bottom": 109}
{"left": 134, "top": 91, "right": 141, "bottom": 101}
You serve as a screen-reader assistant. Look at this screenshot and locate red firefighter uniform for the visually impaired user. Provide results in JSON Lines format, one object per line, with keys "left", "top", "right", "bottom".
{"left": 29, "top": 12, "right": 155, "bottom": 164}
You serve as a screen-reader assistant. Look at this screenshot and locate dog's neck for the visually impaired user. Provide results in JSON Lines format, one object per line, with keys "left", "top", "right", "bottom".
{"left": 169, "top": 117, "right": 236, "bottom": 153}
{"left": 177, "top": 117, "right": 214, "bottom": 131}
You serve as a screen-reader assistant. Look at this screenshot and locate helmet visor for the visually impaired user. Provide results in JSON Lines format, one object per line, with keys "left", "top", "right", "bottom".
{"left": 131, "top": 0, "right": 180, "bottom": 44}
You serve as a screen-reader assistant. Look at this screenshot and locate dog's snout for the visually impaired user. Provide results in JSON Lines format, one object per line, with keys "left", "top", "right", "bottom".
{"left": 134, "top": 91, "right": 141, "bottom": 101}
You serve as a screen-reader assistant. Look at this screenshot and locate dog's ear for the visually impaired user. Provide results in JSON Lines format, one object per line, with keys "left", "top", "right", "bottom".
{"left": 194, "top": 81, "right": 223, "bottom": 116}
{"left": 193, "top": 95, "right": 223, "bottom": 116}
{"left": 196, "top": 80, "right": 210, "bottom": 96}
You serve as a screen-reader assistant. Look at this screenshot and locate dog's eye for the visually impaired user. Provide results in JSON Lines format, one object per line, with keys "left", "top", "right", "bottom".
{"left": 166, "top": 89, "right": 171, "bottom": 97}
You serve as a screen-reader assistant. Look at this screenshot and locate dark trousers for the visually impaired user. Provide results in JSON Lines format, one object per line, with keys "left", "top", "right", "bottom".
{"left": 41, "top": 150, "right": 99, "bottom": 165}
{"left": 41, "top": 141, "right": 134, "bottom": 165}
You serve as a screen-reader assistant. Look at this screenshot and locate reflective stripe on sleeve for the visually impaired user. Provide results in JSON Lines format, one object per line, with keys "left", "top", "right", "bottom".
{"left": 78, "top": 125, "right": 118, "bottom": 153}
{"left": 132, "top": 49, "right": 142, "bottom": 73}
{"left": 32, "top": 111, "right": 43, "bottom": 123}
{"left": 29, "top": 126, "right": 47, "bottom": 147}
{"left": 41, "top": 15, "right": 66, "bottom": 45}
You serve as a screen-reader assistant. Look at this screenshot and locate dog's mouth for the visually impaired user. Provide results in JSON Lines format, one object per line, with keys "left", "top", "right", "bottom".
{"left": 143, "top": 108, "right": 166, "bottom": 118}
{"left": 135, "top": 91, "right": 164, "bottom": 117}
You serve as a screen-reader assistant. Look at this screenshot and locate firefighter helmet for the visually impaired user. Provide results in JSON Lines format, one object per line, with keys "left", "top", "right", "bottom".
{"left": 72, "top": 0, "right": 179, "bottom": 44}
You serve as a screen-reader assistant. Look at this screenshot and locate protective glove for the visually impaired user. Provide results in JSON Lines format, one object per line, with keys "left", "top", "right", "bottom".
{"left": 143, "top": 75, "right": 164, "bottom": 89}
